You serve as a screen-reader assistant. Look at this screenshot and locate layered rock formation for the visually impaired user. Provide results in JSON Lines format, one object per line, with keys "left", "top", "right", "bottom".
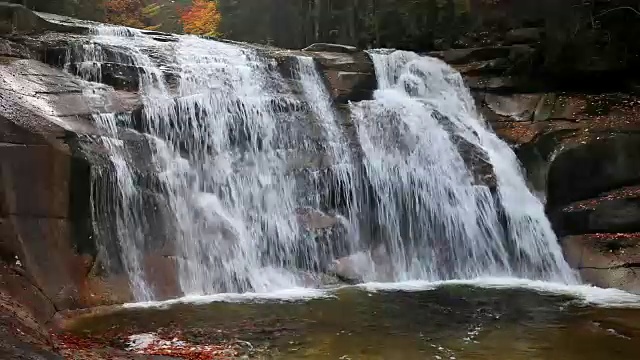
{"left": 449, "top": 19, "right": 640, "bottom": 293}
{"left": 0, "top": 4, "right": 375, "bottom": 357}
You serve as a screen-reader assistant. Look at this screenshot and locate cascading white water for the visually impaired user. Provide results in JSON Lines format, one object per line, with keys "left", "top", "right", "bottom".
{"left": 66, "top": 26, "right": 159, "bottom": 301}
{"left": 90, "top": 114, "right": 153, "bottom": 301}
{"left": 72, "top": 26, "right": 347, "bottom": 299}
{"left": 150, "top": 36, "right": 310, "bottom": 295}
{"left": 68, "top": 23, "right": 579, "bottom": 301}
{"left": 350, "top": 50, "right": 577, "bottom": 283}
{"left": 290, "top": 56, "right": 362, "bottom": 258}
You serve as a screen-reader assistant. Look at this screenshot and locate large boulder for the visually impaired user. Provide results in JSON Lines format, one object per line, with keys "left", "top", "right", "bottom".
{"left": 296, "top": 207, "right": 353, "bottom": 271}
{"left": 546, "top": 134, "right": 640, "bottom": 210}
{"left": 551, "top": 186, "right": 640, "bottom": 237}
{"left": 303, "top": 43, "right": 358, "bottom": 54}
{"left": 273, "top": 49, "right": 376, "bottom": 104}
{"left": 0, "top": 285, "right": 62, "bottom": 359}
{"left": 563, "top": 234, "right": 640, "bottom": 294}
{"left": 329, "top": 246, "right": 393, "bottom": 284}
{"left": 504, "top": 28, "right": 544, "bottom": 45}
{"left": 0, "top": 2, "right": 85, "bottom": 35}
{"left": 0, "top": 50, "right": 152, "bottom": 307}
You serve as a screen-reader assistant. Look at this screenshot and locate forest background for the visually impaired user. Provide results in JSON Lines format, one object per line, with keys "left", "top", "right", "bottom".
{"left": 16, "top": 0, "right": 640, "bottom": 75}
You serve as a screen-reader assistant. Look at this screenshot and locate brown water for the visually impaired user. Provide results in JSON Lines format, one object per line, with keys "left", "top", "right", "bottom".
{"left": 61, "top": 284, "right": 640, "bottom": 359}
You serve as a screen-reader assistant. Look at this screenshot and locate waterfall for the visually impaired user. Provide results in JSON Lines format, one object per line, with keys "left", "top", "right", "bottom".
{"left": 66, "top": 26, "right": 159, "bottom": 301}
{"left": 152, "top": 36, "right": 309, "bottom": 295}
{"left": 290, "top": 56, "right": 362, "bottom": 261}
{"left": 87, "top": 114, "right": 154, "bottom": 301}
{"left": 68, "top": 26, "right": 577, "bottom": 301}
{"left": 350, "top": 50, "right": 577, "bottom": 283}
{"left": 71, "top": 30, "right": 349, "bottom": 299}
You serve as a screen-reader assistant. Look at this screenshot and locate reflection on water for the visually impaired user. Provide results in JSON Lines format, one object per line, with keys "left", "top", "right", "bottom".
{"left": 62, "top": 284, "right": 640, "bottom": 359}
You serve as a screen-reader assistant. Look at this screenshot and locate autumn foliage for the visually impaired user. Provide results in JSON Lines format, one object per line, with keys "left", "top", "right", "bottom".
{"left": 180, "top": 0, "right": 222, "bottom": 36}
{"left": 103, "top": 0, "right": 166, "bottom": 31}
{"left": 104, "top": 0, "right": 147, "bottom": 28}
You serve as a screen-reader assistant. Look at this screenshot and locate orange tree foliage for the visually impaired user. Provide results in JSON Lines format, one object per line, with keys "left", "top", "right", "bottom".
{"left": 181, "top": 0, "right": 221, "bottom": 36}
{"left": 104, "top": 0, "right": 165, "bottom": 30}
{"left": 104, "top": 0, "right": 146, "bottom": 28}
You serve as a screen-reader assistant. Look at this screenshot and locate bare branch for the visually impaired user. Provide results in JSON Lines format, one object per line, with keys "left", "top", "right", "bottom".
{"left": 594, "top": 6, "right": 640, "bottom": 19}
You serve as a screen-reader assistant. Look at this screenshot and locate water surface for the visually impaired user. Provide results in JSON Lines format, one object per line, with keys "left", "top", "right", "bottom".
{"left": 62, "top": 282, "right": 640, "bottom": 359}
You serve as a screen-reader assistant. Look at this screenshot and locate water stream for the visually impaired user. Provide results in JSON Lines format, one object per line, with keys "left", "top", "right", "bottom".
{"left": 50, "top": 21, "right": 640, "bottom": 360}
{"left": 349, "top": 50, "right": 576, "bottom": 283}
{"left": 61, "top": 282, "right": 640, "bottom": 359}
{"left": 67, "top": 25, "right": 579, "bottom": 302}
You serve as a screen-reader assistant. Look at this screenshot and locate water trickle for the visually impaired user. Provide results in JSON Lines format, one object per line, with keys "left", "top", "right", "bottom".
{"left": 350, "top": 50, "right": 577, "bottom": 283}
{"left": 290, "top": 56, "right": 362, "bottom": 260}
{"left": 66, "top": 25, "right": 173, "bottom": 301}
{"left": 90, "top": 114, "right": 153, "bottom": 301}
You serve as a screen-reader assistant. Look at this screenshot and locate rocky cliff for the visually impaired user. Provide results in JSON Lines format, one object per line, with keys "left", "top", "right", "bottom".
{"left": 0, "top": 4, "right": 377, "bottom": 357}
{"left": 441, "top": 18, "right": 640, "bottom": 293}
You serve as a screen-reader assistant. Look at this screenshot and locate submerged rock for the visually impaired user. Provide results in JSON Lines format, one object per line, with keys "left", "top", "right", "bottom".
{"left": 329, "top": 246, "right": 394, "bottom": 284}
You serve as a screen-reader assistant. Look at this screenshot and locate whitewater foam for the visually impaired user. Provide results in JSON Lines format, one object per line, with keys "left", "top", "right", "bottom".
{"left": 124, "top": 278, "right": 640, "bottom": 309}
{"left": 358, "top": 277, "right": 640, "bottom": 308}
{"left": 124, "top": 287, "right": 332, "bottom": 309}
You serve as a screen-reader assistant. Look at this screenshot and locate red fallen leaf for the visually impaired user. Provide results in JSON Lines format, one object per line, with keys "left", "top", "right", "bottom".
{"left": 53, "top": 333, "right": 110, "bottom": 350}
{"left": 585, "top": 233, "right": 640, "bottom": 241}
{"left": 562, "top": 185, "right": 640, "bottom": 212}
{"left": 54, "top": 332, "right": 242, "bottom": 359}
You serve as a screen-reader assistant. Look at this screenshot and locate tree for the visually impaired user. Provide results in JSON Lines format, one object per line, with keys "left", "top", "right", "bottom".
{"left": 180, "top": 0, "right": 221, "bottom": 36}
{"left": 104, "top": 0, "right": 144, "bottom": 28}
{"left": 104, "top": 0, "right": 167, "bottom": 30}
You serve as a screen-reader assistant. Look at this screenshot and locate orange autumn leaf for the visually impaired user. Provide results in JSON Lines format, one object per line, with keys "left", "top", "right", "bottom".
{"left": 181, "top": 0, "right": 221, "bottom": 36}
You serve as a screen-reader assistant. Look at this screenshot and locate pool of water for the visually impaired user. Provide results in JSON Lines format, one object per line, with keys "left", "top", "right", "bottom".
{"left": 60, "top": 281, "right": 640, "bottom": 359}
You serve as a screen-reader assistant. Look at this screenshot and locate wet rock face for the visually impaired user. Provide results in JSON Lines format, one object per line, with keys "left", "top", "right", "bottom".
{"left": 551, "top": 186, "right": 640, "bottom": 237}
{"left": 546, "top": 135, "right": 640, "bottom": 209}
{"left": 0, "top": 0, "right": 636, "bottom": 316}
{"left": 483, "top": 93, "right": 640, "bottom": 292}
{"left": 0, "top": 268, "right": 62, "bottom": 359}
{"left": 562, "top": 234, "right": 640, "bottom": 294}
{"left": 296, "top": 207, "right": 352, "bottom": 272}
{"left": 273, "top": 46, "right": 376, "bottom": 104}
{"left": 0, "top": 53, "right": 150, "bottom": 309}
{"left": 0, "top": 6, "right": 380, "bottom": 319}
{"left": 447, "top": 3, "right": 640, "bottom": 292}
{"left": 303, "top": 43, "right": 358, "bottom": 54}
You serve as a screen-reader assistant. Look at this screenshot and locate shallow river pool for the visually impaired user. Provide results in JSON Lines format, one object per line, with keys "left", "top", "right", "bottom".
{"left": 60, "top": 280, "right": 640, "bottom": 359}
